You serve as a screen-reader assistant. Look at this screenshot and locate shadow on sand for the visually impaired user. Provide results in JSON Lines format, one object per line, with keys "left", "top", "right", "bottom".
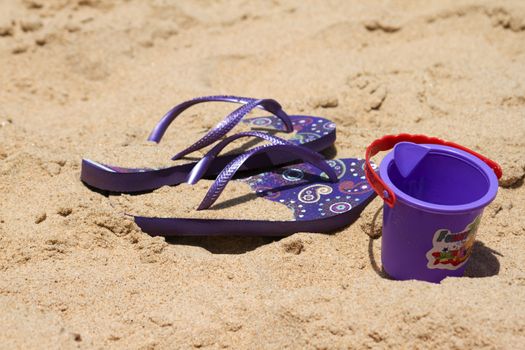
{"left": 166, "top": 236, "right": 280, "bottom": 254}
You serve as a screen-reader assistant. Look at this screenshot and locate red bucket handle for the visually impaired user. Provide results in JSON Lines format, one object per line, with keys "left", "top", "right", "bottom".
{"left": 365, "top": 134, "right": 503, "bottom": 208}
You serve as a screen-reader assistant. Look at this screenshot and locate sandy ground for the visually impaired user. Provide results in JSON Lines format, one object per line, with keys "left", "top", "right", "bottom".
{"left": 1, "top": 0, "right": 525, "bottom": 349}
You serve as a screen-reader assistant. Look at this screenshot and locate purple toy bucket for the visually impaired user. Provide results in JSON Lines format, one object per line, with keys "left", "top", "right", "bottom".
{"left": 365, "top": 134, "right": 502, "bottom": 283}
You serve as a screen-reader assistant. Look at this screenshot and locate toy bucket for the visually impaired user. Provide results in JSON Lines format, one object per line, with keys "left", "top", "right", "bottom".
{"left": 365, "top": 134, "right": 502, "bottom": 283}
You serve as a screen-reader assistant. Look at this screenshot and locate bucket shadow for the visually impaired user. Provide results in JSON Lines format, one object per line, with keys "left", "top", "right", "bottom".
{"left": 464, "top": 241, "right": 501, "bottom": 278}
{"left": 368, "top": 237, "right": 392, "bottom": 279}
{"left": 366, "top": 206, "right": 392, "bottom": 279}
{"left": 366, "top": 206, "right": 501, "bottom": 279}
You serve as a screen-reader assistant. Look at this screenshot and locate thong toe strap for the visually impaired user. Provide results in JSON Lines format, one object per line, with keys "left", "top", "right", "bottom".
{"left": 187, "top": 131, "right": 292, "bottom": 184}
{"left": 190, "top": 143, "right": 339, "bottom": 210}
{"left": 147, "top": 95, "right": 294, "bottom": 160}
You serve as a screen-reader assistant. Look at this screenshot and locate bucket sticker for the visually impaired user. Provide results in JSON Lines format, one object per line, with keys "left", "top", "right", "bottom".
{"left": 426, "top": 216, "right": 481, "bottom": 270}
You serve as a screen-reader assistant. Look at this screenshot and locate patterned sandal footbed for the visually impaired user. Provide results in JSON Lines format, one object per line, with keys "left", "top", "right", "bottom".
{"left": 81, "top": 96, "right": 336, "bottom": 193}
{"left": 132, "top": 141, "right": 376, "bottom": 237}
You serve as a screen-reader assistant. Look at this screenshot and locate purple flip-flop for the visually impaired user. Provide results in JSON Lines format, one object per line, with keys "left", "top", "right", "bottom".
{"left": 131, "top": 137, "right": 376, "bottom": 237}
{"left": 81, "top": 95, "right": 337, "bottom": 193}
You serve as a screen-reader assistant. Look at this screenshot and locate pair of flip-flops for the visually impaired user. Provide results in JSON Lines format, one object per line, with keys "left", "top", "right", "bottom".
{"left": 81, "top": 95, "right": 376, "bottom": 236}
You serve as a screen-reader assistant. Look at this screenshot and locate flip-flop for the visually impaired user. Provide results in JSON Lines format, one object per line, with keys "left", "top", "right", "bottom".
{"left": 128, "top": 138, "right": 376, "bottom": 237}
{"left": 81, "top": 95, "right": 337, "bottom": 193}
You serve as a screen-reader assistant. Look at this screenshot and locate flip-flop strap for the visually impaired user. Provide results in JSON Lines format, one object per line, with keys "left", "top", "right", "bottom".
{"left": 147, "top": 95, "right": 293, "bottom": 157}
{"left": 187, "top": 131, "right": 293, "bottom": 184}
{"left": 170, "top": 98, "right": 293, "bottom": 160}
{"left": 194, "top": 143, "right": 339, "bottom": 210}
{"left": 148, "top": 95, "right": 255, "bottom": 142}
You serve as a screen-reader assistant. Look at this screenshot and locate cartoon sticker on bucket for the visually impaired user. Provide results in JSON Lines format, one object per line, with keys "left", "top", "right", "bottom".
{"left": 426, "top": 216, "right": 481, "bottom": 270}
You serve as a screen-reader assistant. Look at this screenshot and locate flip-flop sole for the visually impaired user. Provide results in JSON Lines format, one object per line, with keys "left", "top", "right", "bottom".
{"left": 133, "top": 158, "right": 376, "bottom": 236}
{"left": 81, "top": 115, "right": 336, "bottom": 192}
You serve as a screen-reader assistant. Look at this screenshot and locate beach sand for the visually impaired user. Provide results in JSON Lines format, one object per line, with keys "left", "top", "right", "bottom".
{"left": 1, "top": 0, "right": 524, "bottom": 348}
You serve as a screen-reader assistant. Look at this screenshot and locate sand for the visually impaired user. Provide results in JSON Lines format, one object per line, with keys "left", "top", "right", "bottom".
{"left": 1, "top": 0, "right": 525, "bottom": 348}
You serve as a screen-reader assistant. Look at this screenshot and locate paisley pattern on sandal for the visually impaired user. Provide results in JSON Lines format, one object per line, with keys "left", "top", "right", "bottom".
{"left": 240, "top": 159, "right": 375, "bottom": 221}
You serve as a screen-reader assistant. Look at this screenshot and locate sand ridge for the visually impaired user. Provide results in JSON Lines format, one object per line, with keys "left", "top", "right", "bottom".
{"left": 0, "top": 0, "right": 525, "bottom": 349}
